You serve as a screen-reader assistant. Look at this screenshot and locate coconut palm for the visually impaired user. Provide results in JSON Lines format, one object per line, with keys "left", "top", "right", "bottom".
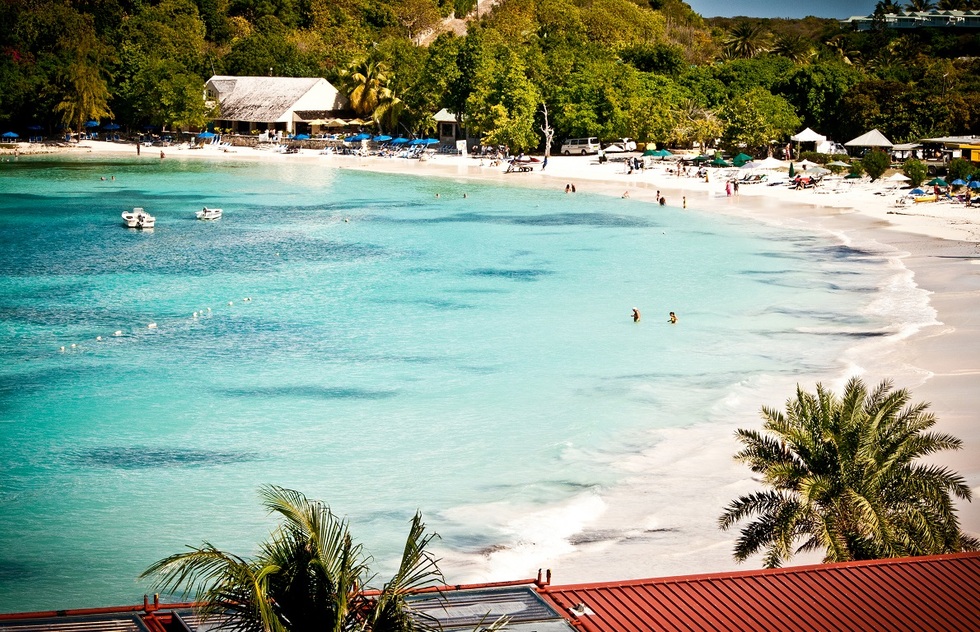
{"left": 342, "top": 59, "right": 392, "bottom": 119}
{"left": 722, "top": 23, "right": 770, "bottom": 60}
{"left": 372, "top": 84, "right": 404, "bottom": 135}
{"left": 906, "top": 0, "right": 935, "bottom": 10}
{"left": 141, "top": 485, "right": 444, "bottom": 632}
{"left": 770, "top": 34, "right": 813, "bottom": 64}
{"left": 719, "top": 378, "right": 978, "bottom": 568}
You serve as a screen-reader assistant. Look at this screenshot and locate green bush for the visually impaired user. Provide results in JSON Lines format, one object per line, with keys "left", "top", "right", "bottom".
{"left": 861, "top": 149, "right": 890, "bottom": 181}
{"left": 454, "top": 0, "right": 476, "bottom": 16}
{"left": 948, "top": 157, "right": 975, "bottom": 183}
{"left": 848, "top": 161, "right": 865, "bottom": 178}
{"left": 799, "top": 151, "right": 832, "bottom": 164}
{"left": 902, "top": 159, "right": 927, "bottom": 187}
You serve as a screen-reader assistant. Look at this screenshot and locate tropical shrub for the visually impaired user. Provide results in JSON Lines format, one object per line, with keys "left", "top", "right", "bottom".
{"left": 902, "top": 158, "right": 928, "bottom": 187}
{"left": 861, "top": 149, "right": 890, "bottom": 181}
{"left": 948, "top": 157, "right": 976, "bottom": 183}
{"left": 719, "top": 378, "right": 978, "bottom": 569}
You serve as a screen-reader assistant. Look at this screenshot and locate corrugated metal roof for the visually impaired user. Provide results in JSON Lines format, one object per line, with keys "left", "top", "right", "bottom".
{"left": 0, "top": 614, "right": 148, "bottom": 632}
{"left": 538, "top": 553, "right": 980, "bottom": 632}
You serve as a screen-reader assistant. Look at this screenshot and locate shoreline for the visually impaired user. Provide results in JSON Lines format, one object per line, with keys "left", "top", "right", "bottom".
{"left": 9, "top": 141, "right": 979, "bottom": 581}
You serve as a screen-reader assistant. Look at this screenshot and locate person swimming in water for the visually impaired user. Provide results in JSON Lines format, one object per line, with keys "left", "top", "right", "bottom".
{"left": 632, "top": 308, "right": 641, "bottom": 322}
{"left": 668, "top": 311, "right": 677, "bottom": 324}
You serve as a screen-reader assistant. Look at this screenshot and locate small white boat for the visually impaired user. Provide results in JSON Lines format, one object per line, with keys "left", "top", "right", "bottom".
{"left": 122, "top": 207, "right": 155, "bottom": 229}
{"left": 196, "top": 207, "right": 223, "bottom": 220}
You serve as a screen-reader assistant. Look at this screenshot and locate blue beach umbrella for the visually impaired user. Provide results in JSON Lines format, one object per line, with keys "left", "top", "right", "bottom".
{"left": 293, "top": 133, "right": 310, "bottom": 140}
{"left": 951, "top": 179, "right": 967, "bottom": 186}
{"left": 348, "top": 133, "right": 371, "bottom": 142}
{"left": 373, "top": 135, "right": 392, "bottom": 142}
{"left": 197, "top": 131, "right": 216, "bottom": 139}
{"left": 103, "top": 123, "right": 121, "bottom": 131}
{"left": 909, "top": 188, "right": 925, "bottom": 195}
{"left": 391, "top": 137, "right": 409, "bottom": 144}
{"left": 27, "top": 125, "right": 43, "bottom": 131}
{"left": 2, "top": 131, "right": 19, "bottom": 139}
{"left": 84, "top": 120, "right": 100, "bottom": 128}
{"left": 420, "top": 138, "right": 439, "bottom": 145}
{"left": 969, "top": 181, "right": 980, "bottom": 190}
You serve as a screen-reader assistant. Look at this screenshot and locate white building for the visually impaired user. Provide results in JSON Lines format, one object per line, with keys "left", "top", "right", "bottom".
{"left": 206, "top": 75, "right": 349, "bottom": 135}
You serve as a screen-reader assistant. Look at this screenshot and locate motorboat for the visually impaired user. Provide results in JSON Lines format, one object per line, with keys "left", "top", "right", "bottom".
{"left": 196, "top": 206, "right": 223, "bottom": 220}
{"left": 122, "top": 207, "right": 155, "bottom": 229}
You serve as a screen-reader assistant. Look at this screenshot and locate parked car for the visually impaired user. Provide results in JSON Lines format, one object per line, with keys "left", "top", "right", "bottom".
{"left": 561, "top": 137, "right": 600, "bottom": 155}
{"left": 603, "top": 138, "right": 637, "bottom": 153}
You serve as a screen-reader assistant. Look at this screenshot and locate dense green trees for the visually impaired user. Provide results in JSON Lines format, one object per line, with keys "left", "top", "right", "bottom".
{"left": 2, "top": 0, "right": 977, "bottom": 152}
{"left": 720, "top": 378, "right": 978, "bottom": 568}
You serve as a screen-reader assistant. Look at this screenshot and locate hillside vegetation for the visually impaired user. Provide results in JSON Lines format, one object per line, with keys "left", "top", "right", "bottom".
{"left": 1, "top": 0, "right": 978, "bottom": 151}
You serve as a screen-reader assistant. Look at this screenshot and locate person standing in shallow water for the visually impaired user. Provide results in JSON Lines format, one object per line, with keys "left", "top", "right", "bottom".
{"left": 632, "top": 308, "right": 641, "bottom": 322}
{"left": 668, "top": 312, "right": 677, "bottom": 324}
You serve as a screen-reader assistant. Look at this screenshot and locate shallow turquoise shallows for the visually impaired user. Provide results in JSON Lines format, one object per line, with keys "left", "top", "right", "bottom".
{"left": 0, "top": 156, "right": 903, "bottom": 612}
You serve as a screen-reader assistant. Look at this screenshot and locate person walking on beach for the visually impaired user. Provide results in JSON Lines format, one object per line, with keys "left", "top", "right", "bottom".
{"left": 542, "top": 155, "right": 548, "bottom": 171}
{"left": 136, "top": 143, "right": 140, "bottom": 156}
{"left": 726, "top": 181, "right": 732, "bottom": 197}
{"left": 733, "top": 179, "right": 739, "bottom": 195}
{"left": 632, "top": 308, "right": 641, "bottom": 322}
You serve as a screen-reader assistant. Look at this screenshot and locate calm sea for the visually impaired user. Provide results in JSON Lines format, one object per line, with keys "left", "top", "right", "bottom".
{"left": 0, "top": 155, "right": 930, "bottom": 611}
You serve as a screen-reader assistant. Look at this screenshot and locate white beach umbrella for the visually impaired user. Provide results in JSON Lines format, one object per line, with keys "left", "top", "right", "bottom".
{"left": 887, "top": 172, "right": 911, "bottom": 182}
{"left": 754, "top": 156, "right": 786, "bottom": 170}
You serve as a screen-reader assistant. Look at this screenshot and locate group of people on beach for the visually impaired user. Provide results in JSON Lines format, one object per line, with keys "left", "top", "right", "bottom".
{"left": 631, "top": 308, "right": 677, "bottom": 324}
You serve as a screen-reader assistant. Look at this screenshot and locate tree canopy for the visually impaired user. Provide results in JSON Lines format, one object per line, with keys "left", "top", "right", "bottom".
{"left": 719, "top": 378, "right": 978, "bottom": 568}
{"left": 1, "top": 0, "right": 977, "bottom": 147}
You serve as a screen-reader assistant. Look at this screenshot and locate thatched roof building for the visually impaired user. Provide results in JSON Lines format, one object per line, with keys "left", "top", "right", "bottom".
{"left": 206, "top": 76, "right": 348, "bottom": 134}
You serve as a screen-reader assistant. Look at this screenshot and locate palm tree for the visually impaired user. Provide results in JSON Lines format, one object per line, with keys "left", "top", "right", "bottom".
{"left": 770, "top": 34, "right": 813, "bottom": 64}
{"left": 906, "top": 0, "right": 935, "bottom": 10}
{"left": 141, "top": 486, "right": 444, "bottom": 632}
{"left": 722, "top": 23, "right": 770, "bottom": 59}
{"left": 342, "top": 59, "right": 392, "bottom": 119}
{"left": 373, "top": 84, "right": 404, "bottom": 135}
{"left": 719, "top": 378, "right": 978, "bottom": 568}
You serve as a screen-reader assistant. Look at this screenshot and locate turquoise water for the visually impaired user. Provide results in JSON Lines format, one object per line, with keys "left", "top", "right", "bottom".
{"left": 0, "top": 156, "right": 905, "bottom": 611}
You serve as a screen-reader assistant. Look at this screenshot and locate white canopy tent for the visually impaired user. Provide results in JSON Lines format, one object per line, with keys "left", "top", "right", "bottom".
{"left": 791, "top": 127, "right": 827, "bottom": 143}
{"left": 845, "top": 129, "right": 894, "bottom": 149}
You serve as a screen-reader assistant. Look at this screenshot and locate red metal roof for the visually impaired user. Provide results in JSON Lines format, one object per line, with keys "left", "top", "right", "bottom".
{"left": 538, "top": 552, "right": 980, "bottom": 632}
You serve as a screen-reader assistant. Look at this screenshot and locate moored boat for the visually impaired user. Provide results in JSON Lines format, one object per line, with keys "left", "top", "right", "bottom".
{"left": 196, "top": 207, "right": 223, "bottom": 220}
{"left": 121, "top": 207, "right": 155, "bottom": 229}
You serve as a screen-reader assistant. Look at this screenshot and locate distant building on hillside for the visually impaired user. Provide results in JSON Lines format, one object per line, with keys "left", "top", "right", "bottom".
{"left": 841, "top": 9, "right": 980, "bottom": 31}
{"left": 205, "top": 75, "right": 349, "bottom": 135}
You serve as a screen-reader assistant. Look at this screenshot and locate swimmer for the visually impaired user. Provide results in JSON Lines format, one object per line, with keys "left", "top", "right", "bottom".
{"left": 659, "top": 197, "right": 666, "bottom": 206}
{"left": 683, "top": 196, "right": 687, "bottom": 209}
{"left": 622, "top": 191, "right": 630, "bottom": 199}
{"left": 668, "top": 311, "right": 677, "bottom": 324}
{"left": 435, "top": 193, "right": 440, "bottom": 198}
{"left": 463, "top": 193, "right": 468, "bottom": 198}
{"left": 631, "top": 308, "right": 641, "bottom": 322}
{"left": 565, "top": 184, "right": 571, "bottom": 194}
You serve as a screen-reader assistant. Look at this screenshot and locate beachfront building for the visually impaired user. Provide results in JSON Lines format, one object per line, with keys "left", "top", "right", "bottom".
{"left": 205, "top": 75, "right": 349, "bottom": 136}
{"left": 920, "top": 135, "right": 980, "bottom": 165}
{"left": 841, "top": 9, "right": 980, "bottom": 31}
{"left": 2, "top": 553, "right": 978, "bottom": 631}
{"left": 434, "top": 108, "right": 481, "bottom": 153}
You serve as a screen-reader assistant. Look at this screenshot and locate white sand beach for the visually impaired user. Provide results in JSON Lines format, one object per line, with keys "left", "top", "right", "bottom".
{"left": 11, "top": 139, "right": 979, "bottom": 582}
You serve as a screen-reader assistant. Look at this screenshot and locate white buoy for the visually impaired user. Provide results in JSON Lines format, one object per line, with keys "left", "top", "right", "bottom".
{"left": 228, "top": 301, "right": 233, "bottom": 306}
{"left": 114, "top": 330, "right": 123, "bottom": 337}
{"left": 207, "top": 307, "right": 211, "bottom": 312}
{"left": 60, "top": 346, "right": 65, "bottom": 352}
{"left": 96, "top": 336, "right": 102, "bottom": 341}
{"left": 193, "top": 312, "right": 198, "bottom": 318}
{"left": 71, "top": 343, "right": 76, "bottom": 348}
{"left": 148, "top": 323, "right": 157, "bottom": 329}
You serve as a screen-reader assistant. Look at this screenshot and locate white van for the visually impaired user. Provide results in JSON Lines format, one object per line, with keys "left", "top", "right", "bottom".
{"left": 560, "top": 137, "right": 600, "bottom": 155}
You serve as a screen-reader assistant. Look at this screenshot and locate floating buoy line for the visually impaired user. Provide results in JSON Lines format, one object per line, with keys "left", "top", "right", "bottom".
{"left": 56, "top": 297, "right": 254, "bottom": 354}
